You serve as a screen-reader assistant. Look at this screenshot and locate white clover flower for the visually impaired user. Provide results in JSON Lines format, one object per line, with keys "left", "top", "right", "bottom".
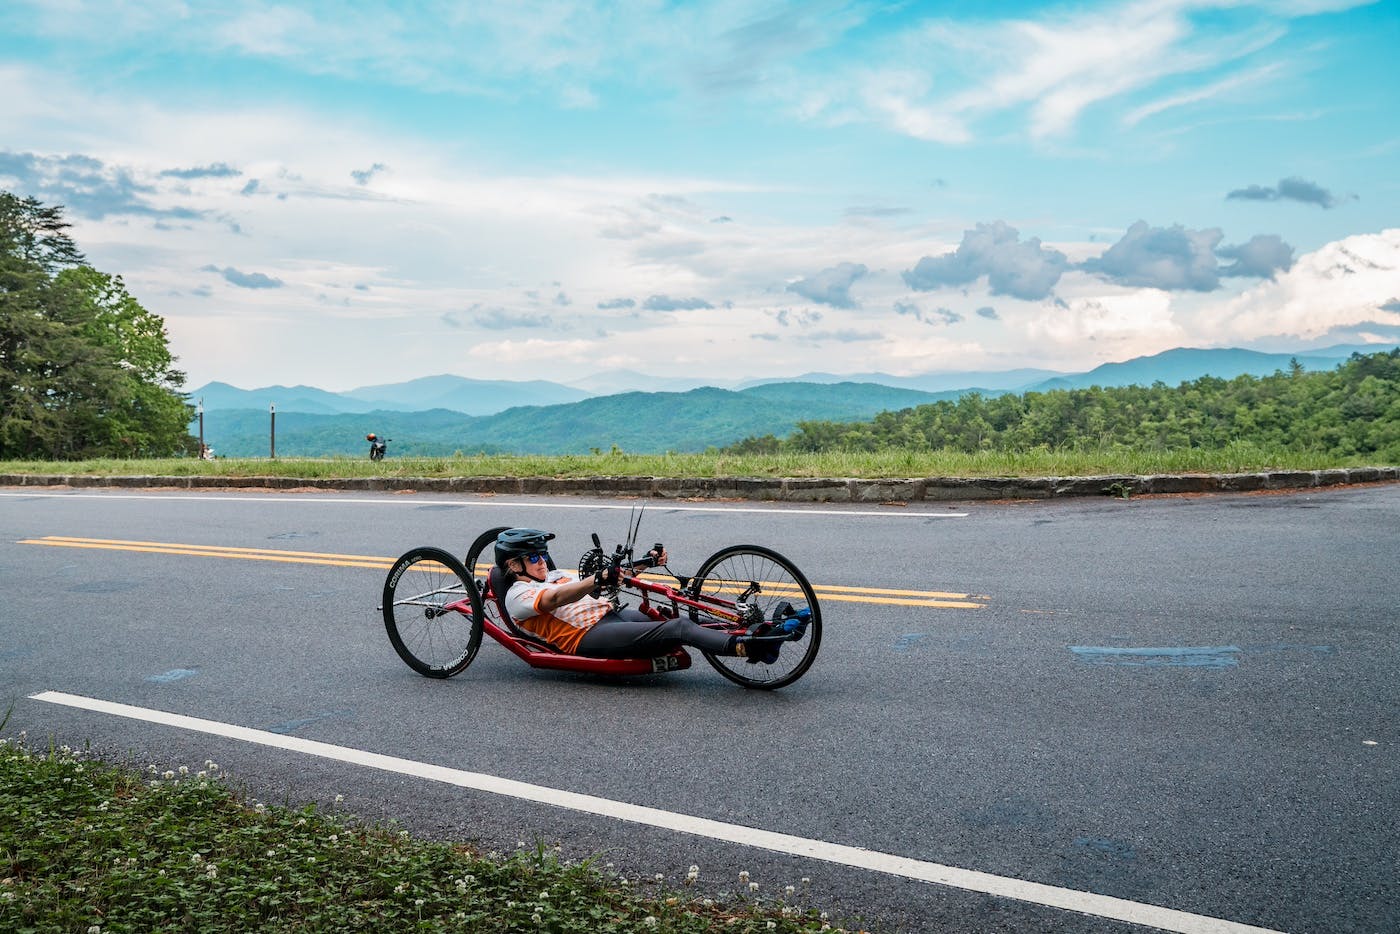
{"left": 767, "top": 923, "right": 777, "bottom": 930}
{"left": 191, "top": 854, "right": 203, "bottom": 864}
{"left": 329, "top": 834, "right": 338, "bottom": 844}
{"left": 531, "top": 914, "right": 542, "bottom": 924}
{"left": 306, "top": 857, "right": 316, "bottom": 864}
{"left": 178, "top": 765, "right": 189, "bottom": 775}
{"left": 163, "top": 771, "right": 175, "bottom": 780}
{"left": 749, "top": 882, "right": 759, "bottom": 893}
{"left": 296, "top": 818, "right": 306, "bottom": 827}
{"left": 74, "top": 764, "right": 84, "bottom": 773}
{"left": 456, "top": 881, "right": 467, "bottom": 894}
{"left": 643, "top": 918, "right": 658, "bottom": 928}
{"left": 505, "top": 900, "right": 515, "bottom": 908}
{"left": 395, "top": 883, "right": 408, "bottom": 894}
{"left": 415, "top": 899, "right": 425, "bottom": 908}
{"left": 785, "top": 885, "right": 796, "bottom": 896}
{"left": 148, "top": 765, "right": 158, "bottom": 774}
{"left": 619, "top": 879, "right": 629, "bottom": 888}
{"left": 1, "top": 892, "right": 14, "bottom": 902}
{"left": 254, "top": 803, "right": 266, "bottom": 813}
{"left": 266, "top": 850, "right": 276, "bottom": 858}
{"left": 820, "top": 912, "right": 829, "bottom": 920}
{"left": 738, "top": 870, "right": 750, "bottom": 882}
{"left": 654, "top": 873, "right": 664, "bottom": 882}
{"left": 87, "top": 926, "right": 101, "bottom": 934}
{"left": 197, "top": 771, "right": 208, "bottom": 779}
{"left": 206, "top": 867, "right": 217, "bottom": 879}
{"left": 335, "top": 794, "right": 344, "bottom": 803}
{"left": 702, "top": 898, "right": 714, "bottom": 908}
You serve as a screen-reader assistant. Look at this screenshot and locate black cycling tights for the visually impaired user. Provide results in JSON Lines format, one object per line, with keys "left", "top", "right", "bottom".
{"left": 575, "top": 608, "right": 737, "bottom": 659}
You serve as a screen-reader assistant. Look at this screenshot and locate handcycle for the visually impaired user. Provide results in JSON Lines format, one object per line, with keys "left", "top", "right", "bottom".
{"left": 379, "top": 516, "right": 822, "bottom": 690}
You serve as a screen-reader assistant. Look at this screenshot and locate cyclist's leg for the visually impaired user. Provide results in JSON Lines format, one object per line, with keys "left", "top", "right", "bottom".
{"left": 576, "top": 610, "right": 736, "bottom": 658}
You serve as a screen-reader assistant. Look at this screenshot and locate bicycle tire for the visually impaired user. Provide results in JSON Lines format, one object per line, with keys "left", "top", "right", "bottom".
{"left": 382, "top": 546, "right": 483, "bottom": 678}
{"left": 693, "top": 544, "right": 821, "bottom": 690}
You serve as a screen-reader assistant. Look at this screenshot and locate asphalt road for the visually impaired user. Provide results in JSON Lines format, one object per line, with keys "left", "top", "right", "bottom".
{"left": 1, "top": 485, "right": 1396, "bottom": 933}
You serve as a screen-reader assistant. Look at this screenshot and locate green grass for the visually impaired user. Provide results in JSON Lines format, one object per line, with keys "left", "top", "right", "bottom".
{"left": 0, "top": 734, "right": 851, "bottom": 933}
{"left": 0, "top": 442, "right": 1384, "bottom": 482}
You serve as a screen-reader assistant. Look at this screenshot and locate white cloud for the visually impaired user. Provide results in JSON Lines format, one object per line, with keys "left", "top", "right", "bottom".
{"left": 1206, "top": 228, "right": 1400, "bottom": 342}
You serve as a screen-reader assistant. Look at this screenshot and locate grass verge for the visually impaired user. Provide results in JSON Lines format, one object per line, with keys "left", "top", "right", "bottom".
{"left": 0, "top": 733, "right": 850, "bottom": 933}
{"left": 0, "top": 443, "right": 1386, "bottom": 482}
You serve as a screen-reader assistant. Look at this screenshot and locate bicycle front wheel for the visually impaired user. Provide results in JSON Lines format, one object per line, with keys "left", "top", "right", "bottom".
{"left": 693, "top": 545, "right": 821, "bottom": 690}
{"left": 382, "top": 547, "right": 483, "bottom": 678}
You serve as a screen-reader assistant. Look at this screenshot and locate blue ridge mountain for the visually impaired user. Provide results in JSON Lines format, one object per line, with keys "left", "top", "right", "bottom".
{"left": 188, "top": 342, "right": 1399, "bottom": 456}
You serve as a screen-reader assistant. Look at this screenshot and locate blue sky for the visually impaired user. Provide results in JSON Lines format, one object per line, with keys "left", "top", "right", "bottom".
{"left": 2, "top": 0, "right": 1397, "bottom": 391}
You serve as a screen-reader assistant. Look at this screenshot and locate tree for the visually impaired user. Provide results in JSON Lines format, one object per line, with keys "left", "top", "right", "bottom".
{"left": 0, "top": 191, "right": 196, "bottom": 459}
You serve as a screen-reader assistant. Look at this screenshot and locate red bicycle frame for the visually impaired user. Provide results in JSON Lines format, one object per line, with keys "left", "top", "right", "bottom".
{"left": 463, "top": 563, "right": 748, "bottom": 676}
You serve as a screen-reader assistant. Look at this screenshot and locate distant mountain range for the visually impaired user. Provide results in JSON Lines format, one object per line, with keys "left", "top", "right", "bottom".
{"left": 187, "top": 342, "right": 1398, "bottom": 457}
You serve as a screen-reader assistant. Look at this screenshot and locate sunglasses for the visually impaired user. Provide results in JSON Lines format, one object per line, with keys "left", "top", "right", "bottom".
{"left": 524, "top": 552, "right": 549, "bottom": 564}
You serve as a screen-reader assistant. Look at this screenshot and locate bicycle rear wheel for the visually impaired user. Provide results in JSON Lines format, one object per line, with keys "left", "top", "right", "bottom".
{"left": 693, "top": 544, "right": 821, "bottom": 690}
{"left": 382, "top": 547, "right": 483, "bottom": 678}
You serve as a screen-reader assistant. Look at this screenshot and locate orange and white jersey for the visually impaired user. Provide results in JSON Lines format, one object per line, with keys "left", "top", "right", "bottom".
{"left": 505, "top": 570, "right": 611, "bottom": 654}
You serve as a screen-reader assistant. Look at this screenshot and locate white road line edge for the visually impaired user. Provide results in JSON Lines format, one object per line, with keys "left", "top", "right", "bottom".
{"left": 0, "top": 491, "right": 967, "bottom": 518}
{"left": 31, "top": 690, "right": 1281, "bottom": 934}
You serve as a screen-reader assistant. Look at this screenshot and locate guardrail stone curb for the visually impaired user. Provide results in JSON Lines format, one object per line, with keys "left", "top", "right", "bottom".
{"left": 1, "top": 466, "right": 1396, "bottom": 502}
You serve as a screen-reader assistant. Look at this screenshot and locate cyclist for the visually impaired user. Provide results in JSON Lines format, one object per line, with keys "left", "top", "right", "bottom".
{"left": 494, "top": 528, "right": 802, "bottom": 663}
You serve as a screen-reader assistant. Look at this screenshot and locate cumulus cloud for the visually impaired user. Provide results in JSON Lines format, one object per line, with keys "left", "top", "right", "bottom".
{"left": 350, "top": 163, "right": 387, "bottom": 185}
{"left": 800, "top": 329, "right": 884, "bottom": 343}
{"left": 1226, "top": 176, "right": 1343, "bottom": 209}
{"left": 445, "top": 306, "right": 553, "bottom": 329}
{"left": 772, "top": 308, "right": 823, "bottom": 327}
{"left": 1080, "top": 221, "right": 1223, "bottom": 292}
{"left": 894, "top": 301, "right": 961, "bottom": 326}
{"left": 0, "top": 149, "right": 205, "bottom": 221}
{"left": 160, "top": 162, "right": 241, "bottom": 179}
{"left": 1218, "top": 234, "right": 1294, "bottom": 279}
{"left": 786, "top": 262, "right": 869, "bottom": 308}
{"left": 201, "top": 264, "right": 284, "bottom": 289}
{"left": 1205, "top": 229, "right": 1400, "bottom": 344}
{"left": 597, "top": 297, "right": 636, "bottom": 309}
{"left": 903, "top": 221, "right": 1068, "bottom": 300}
{"left": 975, "top": 306, "right": 999, "bottom": 320}
{"left": 642, "top": 294, "right": 713, "bottom": 311}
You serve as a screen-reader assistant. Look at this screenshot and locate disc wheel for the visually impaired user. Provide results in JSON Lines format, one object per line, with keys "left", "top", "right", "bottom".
{"left": 382, "top": 547, "right": 483, "bottom": 678}
{"left": 693, "top": 545, "right": 821, "bottom": 690}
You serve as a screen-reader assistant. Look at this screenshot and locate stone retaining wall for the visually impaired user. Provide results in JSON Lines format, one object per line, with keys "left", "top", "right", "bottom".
{"left": 3, "top": 466, "right": 1396, "bottom": 502}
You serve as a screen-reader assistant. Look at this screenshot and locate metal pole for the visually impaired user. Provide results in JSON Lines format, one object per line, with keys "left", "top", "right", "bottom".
{"left": 197, "top": 399, "right": 204, "bottom": 454}
{"left": 270, "top": 403, "right": 276, "bottom": 459}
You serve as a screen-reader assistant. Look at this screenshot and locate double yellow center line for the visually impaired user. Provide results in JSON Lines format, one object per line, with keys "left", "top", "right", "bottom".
{"left": 20, "top": 535, "right": 988, "bottom": 610}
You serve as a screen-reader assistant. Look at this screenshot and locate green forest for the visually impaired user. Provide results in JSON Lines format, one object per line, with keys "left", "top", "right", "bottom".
{"left": 0, "top": 192, "right": 195, "bottom": 459}
{"left": 726, "top": 350, "right": 1400, "bottom": 462}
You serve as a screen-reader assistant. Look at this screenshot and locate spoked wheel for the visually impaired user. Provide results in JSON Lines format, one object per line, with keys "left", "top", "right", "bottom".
{"left": 382, "top": 547, "right": 483, "bottom": 678}
{"left": 464, "top": 526, "right": 512, "bottom": 631}
{"left": 693, "top": 545, "right": 821, "bottom": 690}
